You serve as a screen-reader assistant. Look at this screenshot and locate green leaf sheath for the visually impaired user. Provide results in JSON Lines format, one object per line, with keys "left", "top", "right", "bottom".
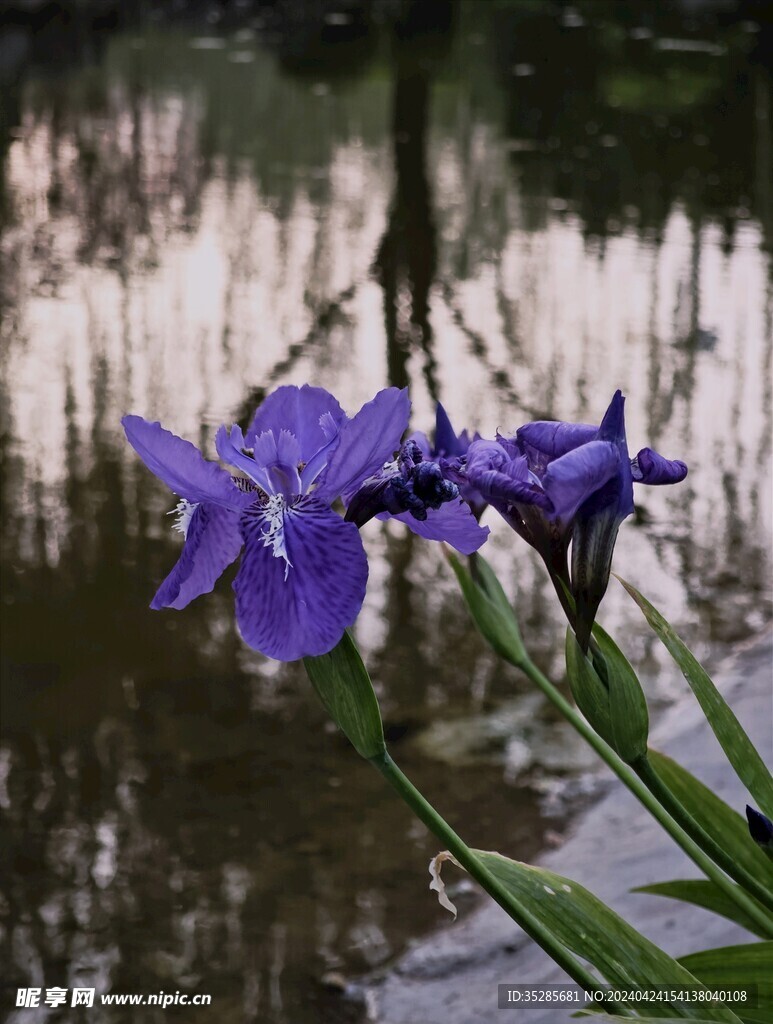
{"left": 447, "top": 551, "right": 528, "bottom": 665}
{"left": 565, "top": 624, "right": 649, "bottom": 764}
{"left": 304, "top": 631, "right": 385, "bottom": 760}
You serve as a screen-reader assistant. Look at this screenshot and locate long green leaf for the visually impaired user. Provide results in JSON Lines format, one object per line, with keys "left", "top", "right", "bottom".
{"left": 648, "top": 751, "right": 773, "bottom": 893}
{"left": 466, "top": 851, "right": 742, "bottom": 1021}
{"left": 678, "top": 943, "right": 772, "bottom": 1020}
{"left": 618, "top": 578, "right": 773, "bottom": 819}
{"left": 634, "top": 880, "right": 770, "bottom": 939}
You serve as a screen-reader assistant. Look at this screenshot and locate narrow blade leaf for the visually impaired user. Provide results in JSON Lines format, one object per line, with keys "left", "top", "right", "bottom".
{"left": 592, "top": 622, "right": 649, "bottom": 763}
{"left": 678, "top": 943, "right": 772, "bottom": 1019}
{"left": 634, "top": 880, "right": 770, "bottom": 939}
{"left": 437, "top": 850, "right": 742, "bottom": 1021}
{"left": 618, "top": 578, "right": 773, "bottom": 818}
{"left": 648, "top": 751, "right": 773, "bottom": 894}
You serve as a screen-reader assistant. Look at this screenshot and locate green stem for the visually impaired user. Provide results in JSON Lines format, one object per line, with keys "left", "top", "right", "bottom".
{"left": 371, "top": 750, "right": 628, "bottom": 1015}
{"left": 516, "top": 657, "right": 773, "bottom": 939}
{"left": 632, "top": 756, "right": 773, "bottom": 916}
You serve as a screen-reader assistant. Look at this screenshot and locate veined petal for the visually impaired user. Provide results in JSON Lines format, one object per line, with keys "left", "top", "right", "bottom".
{"left": 632, "top": 447, "right": 688, "bottom": 485}
{"left": 233, "top": 497, "right": 368, "bottom": 661}
{"left": 252, "top": 429, "right": 303, "bottom": 497}
{"left": 246, "top": 385, "right": 346, "bottom": 463}
{"left": 384, "top": 499, "right": 490, "bottom": 554}
{"left": 252, "top": 429, "right": 302, "bottom": 470}
{"left": 123, "top": 416, "right": 245, "bottom": 508}
{"left": 316, "top": 387, "right": 410, "bottom": 503}
{"left": 151, "top": 503, "right": 244, "bottom": 610}
{"left": 542, "top": 440, "right": 619, "bottom": 522}
{"left": 215, "top": 425, "right": 274, "bottom": 494}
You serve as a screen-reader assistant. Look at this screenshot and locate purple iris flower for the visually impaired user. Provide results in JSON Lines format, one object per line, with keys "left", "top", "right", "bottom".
{"left": 462, "top": 391, "right": 687, "bottom": 648}
{"left": 412, "top": 404, "right": 487, "bottom": 520}
{"left": 123, "top": 385, "right": 487, "bottom": 663}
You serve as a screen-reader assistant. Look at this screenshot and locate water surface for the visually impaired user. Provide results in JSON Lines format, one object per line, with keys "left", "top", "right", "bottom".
{"left": 1, "top": 3, "right": 771, "bottom": 1021}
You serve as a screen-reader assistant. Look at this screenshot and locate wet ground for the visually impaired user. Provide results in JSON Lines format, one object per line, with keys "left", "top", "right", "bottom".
{"left": 1, "top": 2, "right": 771, "bottom": 1021}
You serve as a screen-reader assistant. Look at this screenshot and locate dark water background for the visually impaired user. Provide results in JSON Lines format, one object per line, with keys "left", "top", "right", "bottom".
{"left": 1, "top": 1, "right": 771, "bottom": 1021}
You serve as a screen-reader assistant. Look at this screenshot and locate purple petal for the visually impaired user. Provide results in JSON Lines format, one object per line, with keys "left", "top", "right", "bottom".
{"left": 246, "top": 385, "right": 346, "bottom": 463}
{"left": 465, "top": 440, "right": 551, "bottom": 510}
{"left": 252, "top": 429, "right": 303, "bottom": 496}
{"left": 215, "top": 424, "right": 274, "bottom": 493}
{"left": 233, "top": 497, "right": 368, "bottom": 661}
{"left": 542, "top": 440, "right": 620, "bottom": 522}
{"left": 596, "top": 389, "right": 626, "bottom": 444}
{"left": 515, "top": 420, "right": 597, "bottom": 461}
{"left": 151, "top": 503, "right": 244, "bottom": 610}
{"left": 632, "top": 447, "right": 688, "bottom": 485}
{"left": 123, "top": 415, "right": 246, "bottom": 508}
{"left": 409, "top": 431, "right": 432, "bottom": 460}
{"left": 385, "top": 499, "right": 490, "bottom": 554}
{"left": 316, "top": 387, "right": 410, "bottom": 503}
{"left": 434, "top": 403, "right": 463, "bottom": 458}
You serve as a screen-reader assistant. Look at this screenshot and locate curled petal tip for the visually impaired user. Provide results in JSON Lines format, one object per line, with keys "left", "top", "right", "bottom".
{"left": 632, "top": 448, "right": 688, "bottom": 485}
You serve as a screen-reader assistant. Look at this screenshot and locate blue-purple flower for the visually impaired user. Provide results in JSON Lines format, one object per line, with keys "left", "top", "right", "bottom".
{"left": 123, "top": 385, "right": 487, "bottom": 662}
{"left": 462, "top": 391, "right": 687, "bottom": 647}
{"left": 746, "top": 806, "right": 773, "bottom": 859}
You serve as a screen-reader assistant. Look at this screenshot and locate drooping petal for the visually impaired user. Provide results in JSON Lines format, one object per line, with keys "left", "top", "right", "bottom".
{"left": 123, "top": 415, "right": 246, "bottom": 508}
{"left": 542, "top": 440, "right": 620, "bottom": 523}
{"left": 515, "top": 420, "right": 597, "bottom": 463}
{"left": 233, "top": 497, "right": 368, "bottom": 661}
{"left": 151, "top": 503, "right": 244, "bottom": 610}
{"left": 246, "top": 385, "right": 346, "bottom": 463}
{"left": 316, "top": 387, "right": 410, "bottom": 503}
{"left": 384, "top": 499, "right": 490, "bottom": 554}
{"left": 632, "top": 447, "right": 688, "bottom": 485}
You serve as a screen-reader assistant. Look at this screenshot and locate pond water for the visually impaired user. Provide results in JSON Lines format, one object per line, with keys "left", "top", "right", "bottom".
{"left": 1, "top": 2, "right": 771, "bottom": 1022}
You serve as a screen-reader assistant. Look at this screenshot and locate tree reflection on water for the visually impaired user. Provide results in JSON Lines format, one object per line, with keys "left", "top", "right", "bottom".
{"left": 1, "top": 2, "right": 771, "bottom": 1021}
